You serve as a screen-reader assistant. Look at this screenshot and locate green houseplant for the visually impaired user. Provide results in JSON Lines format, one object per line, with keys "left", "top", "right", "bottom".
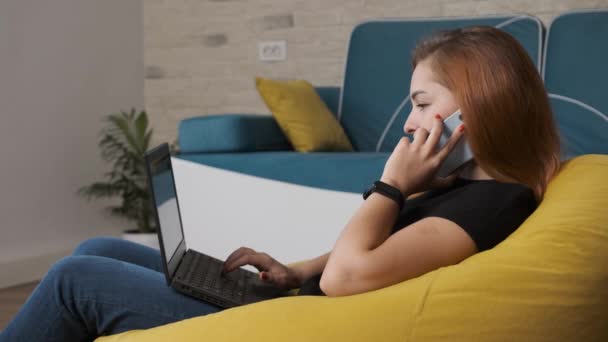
{"left": 78, "top": 108, "right": 162, "bottom": 247}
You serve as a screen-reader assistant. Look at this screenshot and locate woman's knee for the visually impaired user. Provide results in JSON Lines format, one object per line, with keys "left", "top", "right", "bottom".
{"left": 46, "top": 255, "right": 135, "bottom": 295}
{"left": 43, "top": 255, "right": 131, "bottom": 319}
{"left": 72, "top": 236, "right": 162, "bottom": 272}
{"left": 72, "top": 236, "right": 123, "bottom": 257}
{"left": 48, "top": 255, "right": 100, "bottom": 280}
{"left": 45, "top": 256, "right": 102, "bottom": 297}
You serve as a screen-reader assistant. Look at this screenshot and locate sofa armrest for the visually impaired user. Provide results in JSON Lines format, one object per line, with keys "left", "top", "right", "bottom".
{"left": 178, "top": 87, "right": 339, "bottom": 153}
{"left": 178, "top": 114, "right": 292, "bottom": 153}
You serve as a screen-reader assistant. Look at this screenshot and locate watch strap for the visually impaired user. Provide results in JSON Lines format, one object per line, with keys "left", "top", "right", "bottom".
{"left": 363, "top": 180, "right": 405, "bottom": 210}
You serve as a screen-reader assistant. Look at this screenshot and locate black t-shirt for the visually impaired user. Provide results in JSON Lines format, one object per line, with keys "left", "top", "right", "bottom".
{"left": 297, "top": 177, "right": 537, "bottom": 296}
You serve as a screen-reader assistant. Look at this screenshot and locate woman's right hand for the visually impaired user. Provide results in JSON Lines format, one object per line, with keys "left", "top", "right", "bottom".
{"left": 221, "top": 246, "right": 303, "bottom": 291}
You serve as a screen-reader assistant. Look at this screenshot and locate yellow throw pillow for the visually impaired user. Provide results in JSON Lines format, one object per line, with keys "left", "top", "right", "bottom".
{"left": 255, "top": 77, "right": 354, "bottom": 152}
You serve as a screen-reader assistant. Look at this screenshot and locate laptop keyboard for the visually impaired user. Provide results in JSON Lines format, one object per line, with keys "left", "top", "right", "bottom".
{"left": 182, "top": 252, "right": 245, "bottom": 301}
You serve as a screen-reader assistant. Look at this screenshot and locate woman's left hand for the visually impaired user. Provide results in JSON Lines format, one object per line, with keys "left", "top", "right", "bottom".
{"left": 380, "top": 114, "right": 465, "bottom": 196}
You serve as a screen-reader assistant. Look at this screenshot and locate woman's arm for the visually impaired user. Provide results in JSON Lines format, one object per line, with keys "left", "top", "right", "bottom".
{"left": 320, "top": 190, "right": 403, "bottom": 293}
{"left": 290, "top": 251, "right": 331, "bottom": 284}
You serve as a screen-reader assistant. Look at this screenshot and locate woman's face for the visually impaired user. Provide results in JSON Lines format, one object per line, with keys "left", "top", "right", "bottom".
{"left": 403, "top": 59, "right": 460, "bottom": 135}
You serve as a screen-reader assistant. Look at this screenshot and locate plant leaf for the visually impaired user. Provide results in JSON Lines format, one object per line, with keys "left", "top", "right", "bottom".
{"left": 135, "top": 110, "right": 148, "bottom": 149}
{"left": 143, "top": 130, "right": 152, "bottom": 151}
{"left": 107, "top": 113, "right": 141, "bottom": 155}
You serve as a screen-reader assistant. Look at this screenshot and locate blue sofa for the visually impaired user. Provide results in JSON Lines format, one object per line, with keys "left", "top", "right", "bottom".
{"left": 176, "top": 10, "right": 608, "bottom": 195}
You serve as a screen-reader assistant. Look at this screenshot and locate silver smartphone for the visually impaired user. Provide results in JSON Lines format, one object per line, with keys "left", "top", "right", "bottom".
{"left": 435, "top": 109, "right": 474, "bottom": 177}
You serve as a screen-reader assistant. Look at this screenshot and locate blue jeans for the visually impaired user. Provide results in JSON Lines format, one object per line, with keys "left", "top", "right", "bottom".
{"left": 0, "top": 237, "right": 224, "bottom": 342}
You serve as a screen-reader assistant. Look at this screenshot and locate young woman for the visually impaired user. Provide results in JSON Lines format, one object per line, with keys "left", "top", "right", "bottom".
{"left": 1, "top": 26, "right": 561, "bottom": 341}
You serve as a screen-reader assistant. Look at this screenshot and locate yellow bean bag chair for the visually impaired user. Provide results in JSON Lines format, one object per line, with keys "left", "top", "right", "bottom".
{"left": 97, "top": 154, "right": 608, "bottom": 342}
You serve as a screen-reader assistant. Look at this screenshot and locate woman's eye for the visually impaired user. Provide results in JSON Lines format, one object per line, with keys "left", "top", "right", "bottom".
{"left": 416, "top": 104, "right": 428, "bottom": 109}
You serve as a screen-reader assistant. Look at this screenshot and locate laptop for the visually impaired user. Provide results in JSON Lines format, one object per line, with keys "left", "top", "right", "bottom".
{"left": 144, "top": 143, "right": 290, "bottom": 308}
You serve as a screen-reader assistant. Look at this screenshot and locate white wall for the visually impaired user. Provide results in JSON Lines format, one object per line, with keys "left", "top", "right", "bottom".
{"left": 0, "top": 0, "right": 143, "bottom": 288}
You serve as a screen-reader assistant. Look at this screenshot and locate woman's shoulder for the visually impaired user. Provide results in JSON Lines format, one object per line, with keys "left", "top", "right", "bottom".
{"left": 422, "top": 178, "right": 537, "bottom": 251}
{"left": 438, "top": 177, "right": 538, "bottom": 215}
{"left": 407, "top": 177, "right": 537, "bottom": 214}
{"left": 456, "top": 177, "right": 535, "bottom": 199}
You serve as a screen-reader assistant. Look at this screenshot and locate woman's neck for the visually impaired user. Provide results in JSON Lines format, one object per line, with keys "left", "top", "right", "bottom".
{"left": 456, "top": 160, "right": 494, "bottom": 181}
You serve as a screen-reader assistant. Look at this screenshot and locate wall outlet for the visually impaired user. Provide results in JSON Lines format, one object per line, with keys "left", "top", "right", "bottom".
{"left": 258, "top": 40, "right": 287, "bottom": 62}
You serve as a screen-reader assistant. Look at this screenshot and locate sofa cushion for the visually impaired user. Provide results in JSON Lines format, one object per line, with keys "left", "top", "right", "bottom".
{"left": 550, "top": 97, "right": 608, "bottom": 160}
{"left": 178, "top": 114, "right": 291, "bottom": 153}
{"left": 96, "top": 154, "right": 608, "bottom": 342}
{"left": 177, "top": 152, "right": 389, "bottom": 194}
{"left": 314, "top": 86, "right": 341, "bottom": 116}
{"left": 542, "top": 9, "right": 608, "bottom": 158}
{"left": 255, "top": 77, "right": 354, "bottom": 152}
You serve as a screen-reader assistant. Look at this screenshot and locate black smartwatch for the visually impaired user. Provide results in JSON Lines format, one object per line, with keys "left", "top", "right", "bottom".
{"left": 362, "top": 180, "right": 405, "bottom": 210}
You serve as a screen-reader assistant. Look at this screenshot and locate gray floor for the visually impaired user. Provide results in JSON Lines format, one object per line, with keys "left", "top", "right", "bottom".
{"left": 0, "top": 282, "right": 38, "bottom": 331}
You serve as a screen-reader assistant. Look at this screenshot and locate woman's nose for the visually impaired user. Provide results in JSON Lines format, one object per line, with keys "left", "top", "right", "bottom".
{"left": 403, "top": 121, "right": 417, "bottom": 134}
{"left": 403, "top": 111, "right": 420, "bottom": 134}
{"left": 404, "top": 126, "right": 416, "bottom": 134}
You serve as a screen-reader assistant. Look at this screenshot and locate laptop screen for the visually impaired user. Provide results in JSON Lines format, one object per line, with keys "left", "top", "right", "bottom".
{"left": 148, "top": 150, "right": 184, "bottom": 269}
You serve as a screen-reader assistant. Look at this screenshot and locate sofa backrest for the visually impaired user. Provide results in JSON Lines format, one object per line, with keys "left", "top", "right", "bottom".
{"left": 338, "top": 15, "right": 544, "bottom": 152}
{"left": 542, "top": 9, "right": 608, "bottom": 160}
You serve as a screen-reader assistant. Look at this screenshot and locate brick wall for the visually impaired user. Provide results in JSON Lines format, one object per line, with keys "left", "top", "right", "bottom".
{"left": 143, "top": 0, "right": 608, "bottom": 146}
